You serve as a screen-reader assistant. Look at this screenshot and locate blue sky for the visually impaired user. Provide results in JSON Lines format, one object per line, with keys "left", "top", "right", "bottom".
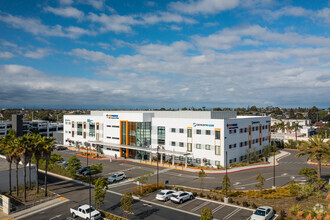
{"left": 0, "top": 0, "right": 329, "bottom": 109}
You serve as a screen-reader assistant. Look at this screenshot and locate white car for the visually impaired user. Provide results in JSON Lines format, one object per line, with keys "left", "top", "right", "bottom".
{"left": 70, "top": 204, "right": 102, "bottom": 220}
{"left": 107, "top": 172, "right": 126, "bottom": 183}
{"left": 250, "top": 206, "right": 275, "bottom": 220}
{"left": 170, "top": 191, "right": 194, "bottom": 204}
{"left": 156, "top": 190, "right": 176, "bottom": 201}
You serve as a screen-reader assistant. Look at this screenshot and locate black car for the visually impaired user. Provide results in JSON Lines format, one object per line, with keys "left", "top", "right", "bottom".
{"left": 77, "top": 166, "right": 89, "bottom": 175}
{"left": 55, "top": 145, "right": 68, "bottom": 151}
{"left": 82, "top": 169, "right": 98, "bottom": 176}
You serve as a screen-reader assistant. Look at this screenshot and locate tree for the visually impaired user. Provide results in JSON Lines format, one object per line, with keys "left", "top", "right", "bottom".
{"left": 198, "top": 169, "right": 207, "bottom": 192}
{"left": 49, "top": 153, "right": 64, "bottom": 165}
{"left": 289, "top": 109, "right": 295, "bottom": 119}
{"left": 67, "top": 156, "right": 81, "bottom": 174}
{"left": 41, "top": 136, "right": 55, "bottom": 197}
{"left": 296, "top": 135, "right": 330, "bottom": 179}
{"left": 222, "top": 175, "right": 231, "bottom": 193}
{"left": 292, "top": 122, "right": 303, "bottom": 145}
{"left": 250, "top": 105, "right": 258, "bottom": 112}
{"left": 0, "top": 130, "right": 16, "bottom": 195}
{"left": 94, "top": 177, "right": 108, "bottom": 209}
{"left": 135, "top": 172, "right": 152, "bottom": 194}
{"left": 18, "top": 134, "right": 34, "bottom": 201}
{"left": 255, "top": 173, "right": 265, "bottom": 190}
{"left": 200, "top": 207, "right": 213, "bottom": 220}
{"left": 273, "top": 120, "right": 286, "bottom": 133}
{"left": 120, "top": 192, "right": 133, "bottom": 219}
{"left": 298, "top": 168, "right": 317, "bottom": 183}
{"left": 308, "top": 106, "right": 319, "bottom": 123}
{"left": 33, "top": 134, "right": 43, "bottom": 193}
{"left": 12, "top": 138, "right": 21, "bottom": 197}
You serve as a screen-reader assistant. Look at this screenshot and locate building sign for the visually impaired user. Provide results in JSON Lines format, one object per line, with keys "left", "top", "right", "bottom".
{"left": 193, "top": 123, "right": 214, "bottom": 127}
{"left": 266, "top": 120, "right": 271, "bottom": 123}
{"left": 106, "top": 114, "right": 119, "bottom": 119}
{"left": 252, "top": 121, "right": 260, "bottom": 124}
{"left": 227, "top": 123, "right": 238, "bottom": 129}
{"left": 87, "top": 119, "right": 93, "bottom": 122}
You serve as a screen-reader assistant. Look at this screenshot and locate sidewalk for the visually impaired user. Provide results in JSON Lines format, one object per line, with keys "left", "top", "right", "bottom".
{"left": 68, "top": 146, "right": 290, "bottom": 174}
{"left": 2, "top": 197, "right": 69, "bottom": 220}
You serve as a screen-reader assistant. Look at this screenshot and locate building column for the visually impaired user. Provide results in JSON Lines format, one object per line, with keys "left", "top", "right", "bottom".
{"left": 47, "top": 121, "right": 50, "bottom": 137}
{"left": 172, "top": 155, "right": 175, "bottom": 166}
{"left": 126, "top": 149, "right": 129, "bottom": 158}
{"left": 149, "top": 152, "right": 152, "bottom": 163}
{"left": 160, "top": 153, "right": 163, "bottom": 164}
{"left": 120, "top": 148, "right": 123, "bottom": 157}
{"left": 185, "top": 156, "right": 187, "bottom": 168}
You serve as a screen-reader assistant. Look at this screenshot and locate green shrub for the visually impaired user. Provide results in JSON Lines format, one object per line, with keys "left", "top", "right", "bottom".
{"left": 289, "top": 205, "right": 301, "bottom": 216}
{"left": 278, "top": 210, "right": 286, "bottom": 220}
{"left": 236, "top": 201, "right": 240, "bottom": 205}
{"left": 193, "top": 192, "right": 197, "bottom": 197}
{"left": 200, "top": 192, "right": 205, "bottom": 197}
{"left": 207, "top": 194, "right": 211, "bottom": 199}
{"left": 228, "top": 198, "right": 234, "bottom": 203}
{"left": 252, "top": 203, "right": 257, "bottom": 209}
{"left": 242, "top": 201, "right": 249, "bottom": 207}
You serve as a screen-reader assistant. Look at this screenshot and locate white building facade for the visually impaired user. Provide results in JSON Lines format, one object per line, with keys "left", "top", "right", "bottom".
{"left": 63, "top": 111, "right": 271, "bottom": 167}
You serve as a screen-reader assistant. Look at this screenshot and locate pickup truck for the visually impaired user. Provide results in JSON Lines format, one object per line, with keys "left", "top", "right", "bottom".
{"left": 70, "top": 205, "right": 102, "bottom": 220}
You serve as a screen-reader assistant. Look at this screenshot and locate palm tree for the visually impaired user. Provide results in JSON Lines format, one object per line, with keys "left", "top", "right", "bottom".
{"left": 18, "top": 134, "right": 33, "bottom": 202}
{"left": 11, "top": 138, "right": 21, "bottom": 197}
{"left": 41, "top": 136, "right": 55, "bottom": 197}
{"left": 292, "top": 121, "right": 303, "bottom": 145}
{"left": 0, "top": 130, "right": 16, "bottom": 195}
{"left": 34, "top": 134, "right": 43, "bottom": 194}
{"left": 296, "top": 135, "right": 330, "bottom": 179}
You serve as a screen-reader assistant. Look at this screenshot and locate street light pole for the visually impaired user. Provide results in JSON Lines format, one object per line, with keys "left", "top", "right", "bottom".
{"left": 225, "top": 151, "right": 228, "bottom": 198}
{"left": 273, "top": 143, "right": 276, "bottom": 189}
{"left": 157, "top": 145, "right": 159, "bottom": 188}
{"left": 85, "top": 142, "right": 91, "bottom": 220}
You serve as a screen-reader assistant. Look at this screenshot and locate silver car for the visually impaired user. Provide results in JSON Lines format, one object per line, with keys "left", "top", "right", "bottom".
{"left": 107, "top": 172, "right": 126, "bottom": 183}
{"left": 250, "top": 206, "right": 275, "bottom": 220}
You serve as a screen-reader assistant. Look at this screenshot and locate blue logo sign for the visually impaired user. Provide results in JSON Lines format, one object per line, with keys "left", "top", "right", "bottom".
{"left": 252, "top": 121, "right": 260, "bottom": 124}
{"left": 193, "top": 123, "right": 214, "bottom": 127}
{"left": 106, "top": 114, "right": 119, "bottom": 119}
{"left": 87, "top": 119, "right": 93, "bottom": 122}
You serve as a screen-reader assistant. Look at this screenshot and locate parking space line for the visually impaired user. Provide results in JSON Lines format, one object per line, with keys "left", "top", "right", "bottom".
{"left": 177, "top": 199, "right": 196, "bottom": 209}
{"left": 212, "top": 204, "right": 225, "bottom": 214}
{"left": 223, "top": 208, "right": 241, "bottom": 220}
{"left": 191, "top": 201, "right": 209, "bottom": 212}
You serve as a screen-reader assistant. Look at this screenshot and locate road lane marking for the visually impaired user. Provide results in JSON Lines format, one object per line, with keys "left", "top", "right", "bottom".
{"left": 223, "top": 208, "right": 241, "bottom": 220}
{"left": 191, "top": 201, "right": 209, "bottom": 212}
{"left": 212, "top": 204, "right": 225, "bottom": 213}
{"left": 49, "top": 214, "right": 62, "bottom": 220}
{"left": 177, "top": 199, "right": 196, "bottom": 209}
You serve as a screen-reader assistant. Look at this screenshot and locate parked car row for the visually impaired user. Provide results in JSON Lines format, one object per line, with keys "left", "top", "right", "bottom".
{"left": 156, "top": 190, "right": 195, "bottom": 204}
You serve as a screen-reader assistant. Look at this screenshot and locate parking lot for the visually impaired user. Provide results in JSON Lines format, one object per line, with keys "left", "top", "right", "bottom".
{"left": 141, "top": 191, "right": 254, "bottom": 220}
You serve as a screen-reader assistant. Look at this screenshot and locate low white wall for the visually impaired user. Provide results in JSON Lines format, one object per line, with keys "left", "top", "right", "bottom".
{"left": 0, "top": 165, "right": 37, "bottom": 194}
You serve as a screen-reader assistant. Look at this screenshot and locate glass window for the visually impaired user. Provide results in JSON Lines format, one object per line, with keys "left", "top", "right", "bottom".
{"left": 205, "top": 145, "right": 211, "bottom": 150}
{"left": 234, "top": 144, "right": 236, "bottom": 148}
{"left": 179, "top": 128, "right": 184, "bottom": 133}
{"left": 215, "top": 161, "right": 220, "bottom": 166}
{"left": 179, "top": 142, "right": 184, "bottom": 147}
{"left": 72, "top": 122, "right": 74, "bottom": 128}
{"left": 121, "top": 121, "right": 127, "bottom": 145}
{"left": 229, "top": 144, "right": 232, "bottom": 149}
{"left": 215, "top": 130, "right": 220, "bottom": 139}
{"left": 171, "top": 141, "right": 176, "bottom": 146}
{"left": 196, "top": 144, "right": 201, "bottom": 149}
{"left": 89, "top": 123, "right": 95, "bottom": 137}
{"left": 171, "top": 128, "right": 176, "bottom": 133}
{"left": 77, "top": 122, "right": 82, "bottom": 136}
{"left": 187, "top": 128, "right": 192, "bottom": 138}
{"left": 157, "top": 126, "right": 165, "bottom": 145}
{"left": 196, "top": 129, "right": 201, "bottom": 134}
{"left": 229, "top": 130, "right": 232, "bottom": 134}
{"left": 215, "top": 145, "right": 220, "bottom": 155}
{"left": 196, "top": 158, "right": 201, "bottom": 163}
{"left": 187, "top": 143, "right": 192, "bottom": 152}
{"left": 205, "top": 130, "right": 211, "bottom": 135}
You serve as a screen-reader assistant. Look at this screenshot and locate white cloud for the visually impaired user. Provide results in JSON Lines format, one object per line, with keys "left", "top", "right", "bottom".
{"left": 169, "top": 0, "right": 240, "bottom": 14}
{"left": 44, "top": 6, "right": 84, "bottom": 20}
{"left": 0, "top": 51, "right": 14, "bottom": 59}
{"left": 24, "top": 48, "right": 49, "bottom": 59}
{"left": 78, "top": 0, "right": 105, "bottom": 10}
{"left": 194, "top": 25, "right": 330, "bottom": 50}
{"left": 0, "top": 13, "right": 94, "bottom": 38}
{"left": 2, "top": 41, "right": 17, "bottom": 47}
{"left": 58, "top": 0, "right": 73, "bottom": 5}
{"left": 316, "top": 8, "right": 330, "bottom": 24}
